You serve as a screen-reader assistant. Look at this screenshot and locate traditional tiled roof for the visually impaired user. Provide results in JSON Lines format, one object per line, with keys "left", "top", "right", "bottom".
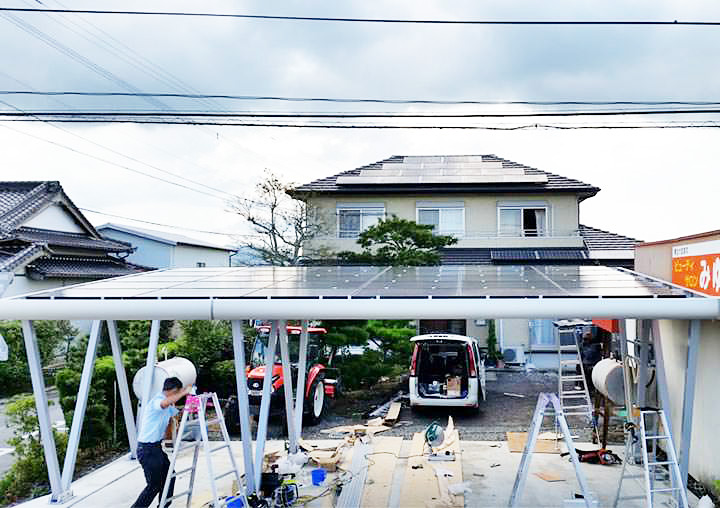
{"left": 7, "top": 227, "right": 132, "bottom": 252}
{"left": 0, "top": 243, "right": 47, "bottom": 271}
{"left": 293, "top": 155, "right": 600, "bottom": 198}
{"left": 26, "top": 256, "right": 149, "bottom": 280}
{"left": 579, "top": 224, "right": 642, "bottom": 250}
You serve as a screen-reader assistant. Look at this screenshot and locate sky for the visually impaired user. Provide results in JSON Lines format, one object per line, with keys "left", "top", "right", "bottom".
{"left": 0, "top": 0, "right": 719, "bottom": 247}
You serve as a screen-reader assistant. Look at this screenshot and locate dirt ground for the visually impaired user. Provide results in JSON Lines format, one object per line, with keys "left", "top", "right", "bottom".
{"left": 258, "top": 370, "right": 623, "bottom": 443}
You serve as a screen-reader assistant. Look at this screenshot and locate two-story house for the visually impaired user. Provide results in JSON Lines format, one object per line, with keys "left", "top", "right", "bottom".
{"left": 293, "top": 155, "right": 640, "bottom": 365}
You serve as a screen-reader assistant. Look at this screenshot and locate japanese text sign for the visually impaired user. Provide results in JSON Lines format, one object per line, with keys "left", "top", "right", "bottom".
{"left": 672, "top": 239, "right": 720, "bottom": 297}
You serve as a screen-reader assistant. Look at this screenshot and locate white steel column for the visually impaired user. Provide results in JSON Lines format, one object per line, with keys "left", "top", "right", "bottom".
{"left": 617, "top": 319, "right": 634, "bottom": 422}
{"left": 21, "top": 320, "right": 62, "bottom": 500}
{"left": 253, "top": 320, "right": 278, "bottom": 490}
{"left": 231, "top": 320, "right": 256, "bottom": 494}
{"left": 60, "top": 319, "right": 102, "bottom": 494}
{"left": 277, "top": 320, "right": 298, "bottom": 453}
{"left": 636, "top": 320, "right": 650, "bottom": 407}
{"left": 679, "top": 319, "right": 701, "bottom": 488}
{"left": 294, "top": 321, "right": 309, "bottom": 439}
{"left": 107, "top": 320, "right": 137, "bottom": 458}
{"left": 136, "top": 320, "right": 160, "bottom": 440}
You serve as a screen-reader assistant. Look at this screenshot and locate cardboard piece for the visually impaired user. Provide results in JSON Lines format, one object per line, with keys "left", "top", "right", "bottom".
{"left": 534, "top": 471, "right": 566, "bottom": 482}
{"left": 384, "top": 402, "right": 402, "bottom": 425}
{"left": 506, "top": 432, "right": 561, "bottom": 454}
{"left": 446, "top": 377, "right": 461, "bottom": 397}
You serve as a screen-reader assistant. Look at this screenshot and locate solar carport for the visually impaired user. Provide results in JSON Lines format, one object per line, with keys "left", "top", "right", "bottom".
{"left": 1, "top": 264, "right": 717, "bottom": 503}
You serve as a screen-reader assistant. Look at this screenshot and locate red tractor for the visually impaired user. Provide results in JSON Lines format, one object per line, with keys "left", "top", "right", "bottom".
{"left": 246, "top": 324, "right": 339, "bottom": 423}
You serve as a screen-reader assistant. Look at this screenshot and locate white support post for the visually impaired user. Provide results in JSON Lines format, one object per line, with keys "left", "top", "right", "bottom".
{"left": 60, "top": 320, "right": 102, "bottom": 493}
{"left": 254, "top": 320, "right": 278, "bottom": 490}
{"left": 20, "top": 320, "right": 62, "bottom": 501}
{"left": 617, "top": 319, "right": 634, "bottom": 423}
{"left": 679, "top": 319, "right": 701, "bottom": 489}
{"left": 636, "top": 320, "right": 650, "bottom": 407}
{"left": 277, "top": 320, "right": 298, "bottom": 453}
{"left": 231, "top": 320, "right": 256, "bottom": 494}
{"left": 107, "top": 320, "right": 138, "bottom": 458}
{"left": 294, "top": 321, "right": 309, "bottom": 439}
{"left": 136, "top": 320, "right": 160, "bottom": 441}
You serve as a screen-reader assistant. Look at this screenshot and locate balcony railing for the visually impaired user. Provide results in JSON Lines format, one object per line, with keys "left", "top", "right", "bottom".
{"left": 324, "top": 228, "right": 582, "bottom": 241}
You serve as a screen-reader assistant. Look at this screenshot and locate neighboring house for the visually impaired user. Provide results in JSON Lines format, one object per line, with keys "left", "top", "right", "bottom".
{"left": 97, "top": 223, "right": 234, "bottom": 268}
{"left": 0, "top": 181, "right": 146, "bottom": 298}
{"left": 293, "top": 155, "right": 641, "bottom": 366}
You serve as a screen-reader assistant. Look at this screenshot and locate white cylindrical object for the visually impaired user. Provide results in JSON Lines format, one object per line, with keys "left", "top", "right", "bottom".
{"left": 592, "top": 358, "right": 625, "bottom": 405}
{"left": 132, "top": 357, "right": 196, "bottom": 400}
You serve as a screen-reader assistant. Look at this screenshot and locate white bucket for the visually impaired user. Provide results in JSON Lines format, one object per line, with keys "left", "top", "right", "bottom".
{"left": 591, "top": 358, "right": 625, "bottom": 405}
{"left": 132, "top": 357, "right": 196, "bottom": 401}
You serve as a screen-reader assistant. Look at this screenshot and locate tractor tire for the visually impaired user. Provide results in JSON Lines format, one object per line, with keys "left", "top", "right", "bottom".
{"left": 306, "top": 377, "right": 326, "bottom": 425}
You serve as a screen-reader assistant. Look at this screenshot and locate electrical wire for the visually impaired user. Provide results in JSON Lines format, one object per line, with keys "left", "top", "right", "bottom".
{"left": 2, "top": 90, "right": 719, "bottom": 107}
{"left": 1, "top": 7, "right": 719, "bottom": 26}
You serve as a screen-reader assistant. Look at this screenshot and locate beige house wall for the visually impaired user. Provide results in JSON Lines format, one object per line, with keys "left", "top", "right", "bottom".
{"left": 498, "top": 319, "right": 530, "bottom": 349}
{"left": 306, "top": 193, "right": 582, "bottom": 254}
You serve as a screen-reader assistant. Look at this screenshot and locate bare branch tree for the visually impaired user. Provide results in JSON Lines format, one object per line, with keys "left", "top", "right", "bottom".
{"left": 231, "top": 171, "right": 325, "bottom": 265}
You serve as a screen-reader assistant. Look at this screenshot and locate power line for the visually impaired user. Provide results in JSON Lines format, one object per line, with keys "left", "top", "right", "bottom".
{"left": 80, "top": 207, "right": 258, "bottom": 237}
{"left": 0, "top": 7, "right": 718, "bottom": 26}
{"left": 2, "top": 90, "right": 719, "bottom": 106}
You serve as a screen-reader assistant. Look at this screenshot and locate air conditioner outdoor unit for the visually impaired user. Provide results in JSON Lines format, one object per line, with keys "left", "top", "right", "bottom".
{"left": 502, "top": 347, "right": 526, "bottom": 364}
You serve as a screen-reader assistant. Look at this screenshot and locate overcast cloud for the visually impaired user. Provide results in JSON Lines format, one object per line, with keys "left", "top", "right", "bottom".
{"left": 1, "top": 0, "right": 719, "bottom": 246}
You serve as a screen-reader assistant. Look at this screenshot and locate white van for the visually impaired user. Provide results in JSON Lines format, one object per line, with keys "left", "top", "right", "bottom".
{"left": 409, "top": 334, "right": 486, "bottom": 409}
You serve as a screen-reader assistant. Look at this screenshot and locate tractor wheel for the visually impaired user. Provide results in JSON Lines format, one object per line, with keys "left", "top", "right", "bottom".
{"left": 306, "top": 378, "right": 326, "bottom": 424}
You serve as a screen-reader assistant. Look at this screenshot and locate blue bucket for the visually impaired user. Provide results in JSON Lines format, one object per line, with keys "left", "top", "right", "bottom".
{"left": 311, "top": 468, "right": 327, "bottom": 486}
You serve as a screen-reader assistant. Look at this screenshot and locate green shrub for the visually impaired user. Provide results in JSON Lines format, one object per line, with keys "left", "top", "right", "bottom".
{"left": 0, "top": 395, "right": 68, "bottom": 505}
{"left": 210, "top": 360, "right": 237, "bottom": 398}
{"left": 334, "top": 351, "right": 398, "bottom": 390}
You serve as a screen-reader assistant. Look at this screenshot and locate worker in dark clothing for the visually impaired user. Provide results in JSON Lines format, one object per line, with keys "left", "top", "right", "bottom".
{"left": 132, "top": 377, "right": 191, "bottom": 508}
{"left": 576, "top": 330, "right": 602, "bottom": 392}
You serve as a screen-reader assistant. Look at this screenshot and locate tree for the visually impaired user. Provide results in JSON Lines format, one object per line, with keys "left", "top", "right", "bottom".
{"left": 232, "top": 171, "right": 325, "bottom": 265}
{"left": 338, "top": 216, "right": 458, "bottom": 266}
{"left": 366, "top": 320, "right": 416, "bottom": 362}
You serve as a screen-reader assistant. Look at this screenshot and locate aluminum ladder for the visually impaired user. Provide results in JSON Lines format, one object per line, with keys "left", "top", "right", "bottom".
{"left": 159, "top": 392, "right": 244, "bottom": 508}
{"left": 558, "top": 333, "right": 598, "bottom": 443}
{"left": 613, "top": 409, "right": 688, "bottom": 508}
{"left": 509, "top": 392, "right": 595, "bottom": 508}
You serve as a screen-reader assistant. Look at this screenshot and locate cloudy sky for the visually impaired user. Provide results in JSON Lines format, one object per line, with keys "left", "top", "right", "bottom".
{"left": 1, "top": 0, "right": 719, "bottom": 247}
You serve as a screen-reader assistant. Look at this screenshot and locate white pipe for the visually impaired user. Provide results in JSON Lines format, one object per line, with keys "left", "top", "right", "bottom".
{"left": 0, "top": 296, "right": 717, "bottom": 320}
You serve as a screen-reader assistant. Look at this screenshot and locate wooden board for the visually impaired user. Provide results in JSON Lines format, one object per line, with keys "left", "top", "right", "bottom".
{"left": 361, "top": 436, "right": 403, "bottom": 508}
{"left": 506, "top": 432, "right": 562, "bottom": 454}
{"left": 384, "top": 402, "right": 402, "bottom": 425}
{"left": 399, "top": 431, "right": 464, "bottom": 508}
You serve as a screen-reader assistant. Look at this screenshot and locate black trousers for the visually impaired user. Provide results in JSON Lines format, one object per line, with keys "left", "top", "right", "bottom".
{"left": 132, "top": 442, "right": 175, "bottom": 508}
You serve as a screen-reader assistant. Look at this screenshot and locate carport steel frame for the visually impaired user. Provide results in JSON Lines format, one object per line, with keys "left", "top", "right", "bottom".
{"left": 2, "top": 287, "right": 718, "bottom": 502}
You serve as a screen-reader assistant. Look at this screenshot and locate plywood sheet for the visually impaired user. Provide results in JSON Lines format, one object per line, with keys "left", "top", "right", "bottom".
{"left": 384, "top": 402, "right": 402, "bottom": 425}
{"left": 361, "top": 436, "right": 403, "bottom": 508}
{"left": 506, "top": 432, "right": 561, "bottom": 454}
{"left": 399, "top": 431, "right": 464, "bottom": 508}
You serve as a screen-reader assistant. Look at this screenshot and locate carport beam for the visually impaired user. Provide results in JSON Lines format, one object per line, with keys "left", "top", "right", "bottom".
{"left": 679, "top": 319, "right": 701, "bottom": 488}
{"left": 107, "top": 320, "right": 137, "bottom": 458}
{"left": 21, "top": 320, "right": 62, "bottom": 501}
{"left": 231, "top": 320, "right": 256, "bottom": 494}
{"left": 61, "top": 319, "right": 102, "bottom": 494}
{"left": 253, "top": 319, "right": 279, "bottom": 490}
{"left": 277, "top": 320, "right": 299, "bottom": 453}
{"left": 294, "top": 321, "right": 309, "bottom": 439}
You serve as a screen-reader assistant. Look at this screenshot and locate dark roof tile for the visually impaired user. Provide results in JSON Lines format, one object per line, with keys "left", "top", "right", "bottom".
{"left": 579, "top": 224, "right": 642, "bottom": 250}
{"left": 26, "top": 256, "right": 150, "bottom": 279}
{"left": 11, "top": 227, "right": 132, "bottom": 252}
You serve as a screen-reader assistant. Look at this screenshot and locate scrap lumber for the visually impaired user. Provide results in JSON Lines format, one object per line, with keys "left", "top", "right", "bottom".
{"left": 399, "top": 427, "right": 463, "bottom": 508}
{"left": 320, "top": 423, "right": 390, "bottom": 437}
{"left": 368, "top": 391, "right": 404, "bottom": 418}
{"left": 384, "top": 402, "right": 402, "bottom": 425}
{"left": 506, "top": 432, "right": 561, "bottom": 454}
{"left": 337, "top": 440, "right": 372, "bottom": 508}
{"left": 361, "top": 436, "right": 403, "bottom": 508}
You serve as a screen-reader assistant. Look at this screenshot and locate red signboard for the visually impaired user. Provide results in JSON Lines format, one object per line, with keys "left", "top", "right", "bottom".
{"left": 671, "top": 239, "right": 720, "bottom": 297}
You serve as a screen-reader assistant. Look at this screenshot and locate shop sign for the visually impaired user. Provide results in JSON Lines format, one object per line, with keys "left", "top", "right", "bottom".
{"left": 672, "top": 239, "right": 720, "bottom": 296}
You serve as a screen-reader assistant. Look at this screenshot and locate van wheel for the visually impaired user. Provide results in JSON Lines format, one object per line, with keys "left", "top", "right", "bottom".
{"left": 306, "top": 378, "right": 326, "bottom": 424}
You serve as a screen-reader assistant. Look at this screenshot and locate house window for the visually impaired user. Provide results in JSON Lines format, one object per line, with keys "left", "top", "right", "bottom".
{"left": 529, "top": 319, "right": 556, "bottom": 348}
{"left": 196, "top": 262, "right": 206, "bottom": 267}
{"left": 336, "top": 203, "right": 385, "bottom": 238}
{"left": 498, "top": 207, "right": 547, "bottom": 237}
{"left": 416, "top": 202, "right": 465, "bottom": 236}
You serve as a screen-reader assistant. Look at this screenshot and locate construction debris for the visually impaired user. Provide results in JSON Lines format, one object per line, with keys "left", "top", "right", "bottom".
{"left": 367, "top": 391, "right": 405, "bottom": 418}
{"left": 383, "top": 402, "right": 402, "bottom": 425}
{"left": 503, "top": 392, "right": 526, "bottom": 398}
{"left": 534, "top": 470, "right": 566, "bottom": 482}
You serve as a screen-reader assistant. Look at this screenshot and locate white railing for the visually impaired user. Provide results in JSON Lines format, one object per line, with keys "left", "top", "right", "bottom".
{"left": 327, "top": 228, "right": 582, "bottom": 240}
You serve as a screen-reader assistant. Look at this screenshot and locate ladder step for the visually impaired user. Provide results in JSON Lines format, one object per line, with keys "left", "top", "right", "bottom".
{"left": 563, "top": 412, "right": 592, "bottom": 416}
{"left": 211, "top": 444, "right": 230, "bottom": 453}
{"left": 648, "top": 461, "right": 673, "bottom": 467}
{"left": 215, "top": 470, "right": 236, "bottom": 481}
{"left": 560, "top": 359, "right": 580, "bottom": 365}
{"left": 168, "top": 489, "right": 192, "bottom": 500}
{"left": 559, "top": 345, "right": 578, "bottom": 351}
{"left": 561, "top": 394, "right": 589, "bottom": 399}
{"left": 650, "top": 487, "right": 682, "bottom": 493}
{"left": 563, "top": 405, "right": 591, "bottom": 410}
{"left": 645, "top": 435, "right": 670, "bottom": 440}
{"left": 172, "top": 466, "right": 194, "bottom": 478}
{"left": 560, "top": 376, "right": 585, "bottom": 381}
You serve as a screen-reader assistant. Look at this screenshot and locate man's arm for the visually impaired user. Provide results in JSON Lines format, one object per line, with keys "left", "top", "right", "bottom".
{"left": 160, "top": 385, "right": 192, "bottom": 409}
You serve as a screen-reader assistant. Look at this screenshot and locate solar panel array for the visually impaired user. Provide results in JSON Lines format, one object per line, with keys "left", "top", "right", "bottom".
{"left": 16, "top": 265, "right": 691, "bottom": 300}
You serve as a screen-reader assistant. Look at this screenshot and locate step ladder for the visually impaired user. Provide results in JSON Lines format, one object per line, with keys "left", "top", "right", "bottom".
{"left": 558, "top": 336, "right": 599, "bottom": 443}
{"left": 159, "top": 392, "right": 244, "bottom": 508}
{"left": 613, "top": 409, "right": 688, "bottom": 508}
{"left": 509, "top": 392, "right": 595, "bottom": 508}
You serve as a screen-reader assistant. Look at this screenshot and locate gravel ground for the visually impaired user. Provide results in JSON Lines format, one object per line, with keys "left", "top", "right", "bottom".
{"left": 256, "top": 370, "right": 618, "bottom": 442}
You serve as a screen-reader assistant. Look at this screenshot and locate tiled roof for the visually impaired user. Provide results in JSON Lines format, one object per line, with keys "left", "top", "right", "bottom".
{"left": 0, "top": 181, "right": 61, "bottom": 232}
{"left": 293, "top": 155, "right": 599, "bottom": 197}
{"left": 26, "top": 256, "right": 149, "bottom": 280}
{"left": 0, "top": 243, "right": 47, "bottom": 271}
{"left": 579, "top": 224, "right": 642, "bottom": 250}
{"left": 8, "top": 227, "right": 132, "bottom": 252}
